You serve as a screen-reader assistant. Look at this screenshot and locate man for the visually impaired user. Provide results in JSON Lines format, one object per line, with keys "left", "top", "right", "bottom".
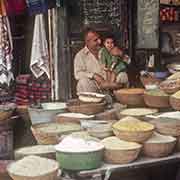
{"left": 74, "top": 27, "right": 128, "bottom": 93}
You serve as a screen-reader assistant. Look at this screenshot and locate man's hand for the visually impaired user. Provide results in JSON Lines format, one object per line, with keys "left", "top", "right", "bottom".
{"left": 93, "top": 73, "right": 105, "bottom": 86}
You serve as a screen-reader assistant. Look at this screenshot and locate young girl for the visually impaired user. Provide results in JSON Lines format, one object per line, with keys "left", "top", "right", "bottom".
{"left": 100, "top": 34, "right": 130, "bottom": 85}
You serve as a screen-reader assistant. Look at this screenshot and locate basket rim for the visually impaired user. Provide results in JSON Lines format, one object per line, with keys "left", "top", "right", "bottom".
{"left": 7, "top": 159, "right": 59, "bottom": 178}
{"left": 112, "top": 126, "right": 155, "bottom": 133}
{"left": 114, "top": 88, "right": 145, "bottom": 95}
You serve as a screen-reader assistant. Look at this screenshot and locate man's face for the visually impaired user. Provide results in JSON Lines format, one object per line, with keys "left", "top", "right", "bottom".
{"left": 86, "top": 32, "right": 102, "bottom": 52}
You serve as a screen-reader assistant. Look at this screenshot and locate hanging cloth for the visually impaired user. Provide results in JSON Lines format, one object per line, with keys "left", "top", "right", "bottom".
{"left": 0, "top": 0, "right": 7, "bottom": 16}
{"left": 0, "top": 15, "right": 14, "bottom": 86}
{"left": 4, "top": 0, "right": 26, "bottom": 16}
{"left": 30, "top": 14, "right": 50, "bottom": 79}
{"left": 25, "top": 0, "right": 48, "bottom": 15}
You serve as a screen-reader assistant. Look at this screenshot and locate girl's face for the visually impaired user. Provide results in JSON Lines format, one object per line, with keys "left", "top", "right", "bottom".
{"left": 104, "top": 38, "right": 114, "bottom": 51}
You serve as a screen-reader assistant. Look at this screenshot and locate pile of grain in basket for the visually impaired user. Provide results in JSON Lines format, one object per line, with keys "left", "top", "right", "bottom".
{"left": 8, "top": 155, "right": 59, "bottom": 177}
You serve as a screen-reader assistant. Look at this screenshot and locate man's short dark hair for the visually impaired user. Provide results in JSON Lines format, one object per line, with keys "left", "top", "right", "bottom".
{"left": 83, "top": 26, "right": 97, "bottom": 40}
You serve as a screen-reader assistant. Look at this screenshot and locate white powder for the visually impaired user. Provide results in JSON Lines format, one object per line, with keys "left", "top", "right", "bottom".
{"left": 15, "top": 145, "right": 55, "bottom": 155}
{"left": 145, "top": 132, "right": 176, "bottom": 143}
{"left": 8, "top": 155, "right": 59, "bottom": 177}
{"left": 55, "top": 136, "right": 104, "bottom": 153}
{"left": 57, "top": 113, "right": 94, "bottom": 119}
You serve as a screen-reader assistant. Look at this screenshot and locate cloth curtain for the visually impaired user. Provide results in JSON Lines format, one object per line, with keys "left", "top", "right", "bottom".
{"left": 0, "top": 15, "right": 14, "bottom": 86}
{"left": 30, "top": 14, "right": 50, "bottom": 79}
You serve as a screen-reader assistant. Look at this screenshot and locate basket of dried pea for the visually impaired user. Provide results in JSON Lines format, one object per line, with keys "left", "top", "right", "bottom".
{"left": 112, "top": 117, "right": 154, "bottom": 143}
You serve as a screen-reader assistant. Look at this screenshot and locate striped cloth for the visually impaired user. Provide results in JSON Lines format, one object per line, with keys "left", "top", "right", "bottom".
{"left": 25, "top": 0, "right": 48, "bottom": 15}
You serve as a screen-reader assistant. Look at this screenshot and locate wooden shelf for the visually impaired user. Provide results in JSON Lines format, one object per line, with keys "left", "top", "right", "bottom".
{"left": 160, "top": 21, "right": 180, "bottom": 25}
{"left": 160, "top": 3, "right": 180, "bottom": 8}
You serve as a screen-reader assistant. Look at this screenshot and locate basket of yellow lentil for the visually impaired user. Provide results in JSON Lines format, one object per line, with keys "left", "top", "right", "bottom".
{"left": 112, "top": 118, "right": 154, "bottom": 143}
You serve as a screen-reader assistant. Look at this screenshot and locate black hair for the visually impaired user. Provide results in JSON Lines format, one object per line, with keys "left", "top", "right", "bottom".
{"left": 83, "top": 26, "right": 97, "bottom": 40}
{"left": 102, "top": 33, "right": 116, "bottom": 45}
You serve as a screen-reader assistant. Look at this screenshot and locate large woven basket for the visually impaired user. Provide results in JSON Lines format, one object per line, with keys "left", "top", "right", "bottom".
{"left": 150, "top": 119, "right": 180, "bottom": 137}
{"left": 170, "top": 96, "right": 180, "bottom": 110}
{"left": 67, "top": 99, "right": 106, "bottom": 115}
{"left": 31, "top": 122, "right": 81, "bottom": 145}
{"left": 143, "top": 140, "right": 176, "bottom": 158}
{"left": 143, "top": 93, "right": 170, "bottom": 108}
{"left": 104, "top": 147, "right": 141, "bottom": 164}
{"left": 31, "top": 126, "right": 59, "bottom": 145}
{"left": 114, "top": 88, "right": 145, "bottom": 107}
{"left": 7, "top": 162, "right": 59, "bottom": 180}
{"left": 112, "top": 128, "right": 154, "bottom": 143}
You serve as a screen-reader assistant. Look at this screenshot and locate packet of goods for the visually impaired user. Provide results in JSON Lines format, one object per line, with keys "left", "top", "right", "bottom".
{"left": 113, "top": 119, "right": 154, "bottom": 132}
{"left": 101, "top": 136, "right": 142, "bottom": 150}
{"left": 55, "top": 136, "right": 104, "bottom": 153}
{"left": 7, "top": 155, "right": 59, "bottom": 177}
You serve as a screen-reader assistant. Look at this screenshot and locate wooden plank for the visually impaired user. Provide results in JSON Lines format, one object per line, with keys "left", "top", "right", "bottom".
{"left": 78, "top": 152, "right": 180, "bottom": 177}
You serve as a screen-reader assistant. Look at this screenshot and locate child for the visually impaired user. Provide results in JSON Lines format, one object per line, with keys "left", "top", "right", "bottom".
{"left": 100, "top": 34, "right": 130, "bottom": 85}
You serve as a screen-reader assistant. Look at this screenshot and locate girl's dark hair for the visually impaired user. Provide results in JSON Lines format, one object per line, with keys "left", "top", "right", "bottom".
{"left": 103, "top": 33, "right": 116, "bottom": 44}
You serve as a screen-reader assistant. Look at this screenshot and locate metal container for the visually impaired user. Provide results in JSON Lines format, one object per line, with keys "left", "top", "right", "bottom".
{"left": 55, "top": 149, "right": 104, "bottom": 170}
{"left": 28, "top": 103, "right": 67, "bottom": 125}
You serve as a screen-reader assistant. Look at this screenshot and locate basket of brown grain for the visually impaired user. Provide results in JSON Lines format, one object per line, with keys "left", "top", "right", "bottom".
{"left": 113, "top": 88, "right": 145, "bottom": 107}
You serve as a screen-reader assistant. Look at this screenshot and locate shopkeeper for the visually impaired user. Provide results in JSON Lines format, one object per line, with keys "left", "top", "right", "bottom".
{"left": 74, "top": 27, "right": 129, "bottom": 93}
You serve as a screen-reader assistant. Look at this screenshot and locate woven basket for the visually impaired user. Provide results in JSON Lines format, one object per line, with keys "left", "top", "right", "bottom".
{"left": 170, "top": 96, "right": 180, "bottom": 110}
{"left": 143, "top": 141, "right": 176, "bottom": 158}
{"left": 104, "top": 147, "right": 141, "bottom": 164}
{"left": 114, "top": 88, "right": 145, "bottom": 107}
{"left": 112, "top": 128, "right": 154, "bottom": 143}
{"left": 67, "top": 99, "right": 106, "bottom": 115}
{"left": 31, "top": 126, "right": 59, "bottom": 145}
{"left": 31, "top": 122, "right": 81, "bottom": 145}
{"left": 0, "top": 111, "right": 13, "bottom": 122}
{"left": 143, "top": 94, "right": 170, "bottom": 108}
{"left": 7, "top": 164, "right": 59, "bottom": 180}
{"left": 151, "top": 122, "right": 180, "bottom": 137}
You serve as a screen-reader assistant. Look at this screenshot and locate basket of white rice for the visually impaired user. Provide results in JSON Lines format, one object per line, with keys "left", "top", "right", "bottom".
{"left": 7, "top": 155, "right": 59, "bottom": 180}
